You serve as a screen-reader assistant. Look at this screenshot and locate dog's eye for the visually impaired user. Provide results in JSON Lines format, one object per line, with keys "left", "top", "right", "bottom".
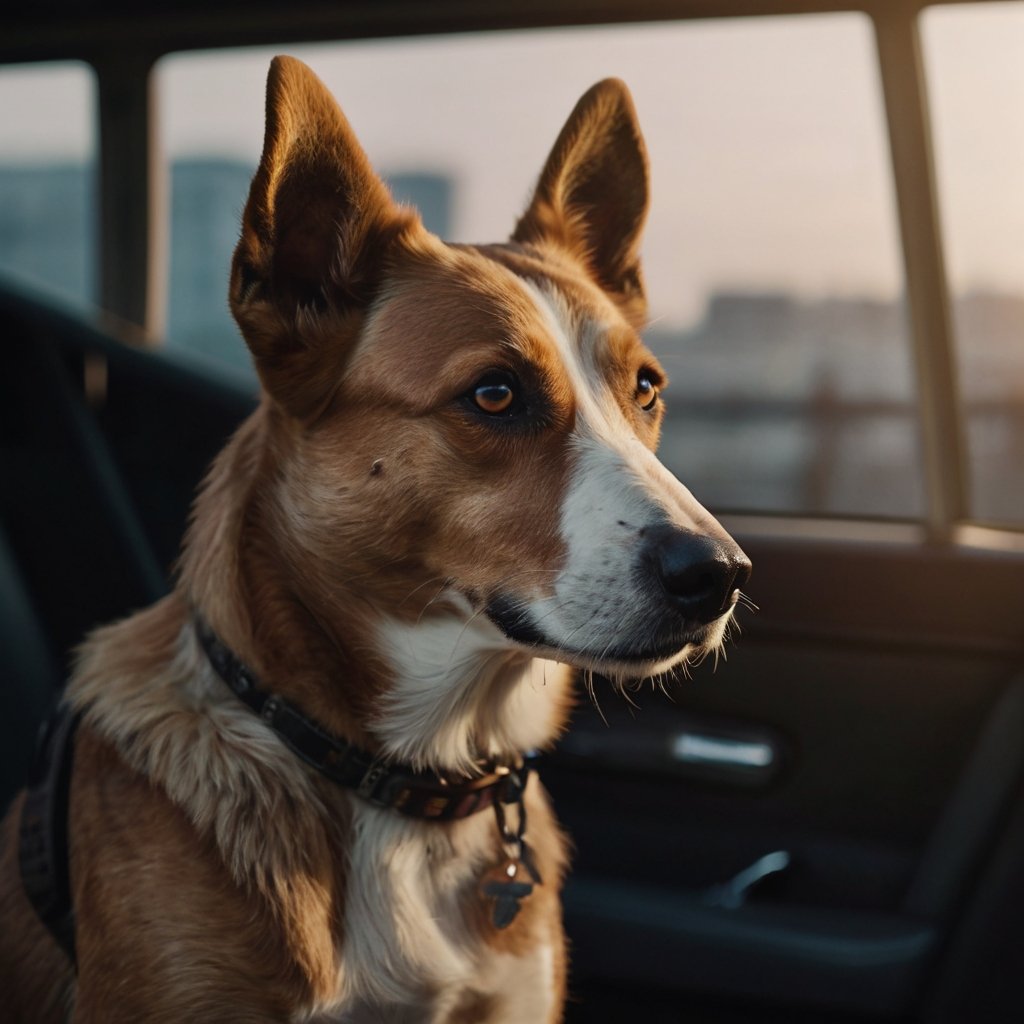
{"left": 472, "top": 372, "right": 516, "bottom": 415}
{"left": 636, "top": 371, "right": 659, "bottom": 411}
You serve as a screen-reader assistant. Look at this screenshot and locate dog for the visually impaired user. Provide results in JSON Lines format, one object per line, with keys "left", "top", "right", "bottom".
{"left": 0, "top": 56, "right": 750, "bottom": 1022}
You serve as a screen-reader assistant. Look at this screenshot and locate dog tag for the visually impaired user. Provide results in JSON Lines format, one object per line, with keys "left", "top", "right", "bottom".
{"left": 481, "top": 860, "right": 535, "bottom": 929}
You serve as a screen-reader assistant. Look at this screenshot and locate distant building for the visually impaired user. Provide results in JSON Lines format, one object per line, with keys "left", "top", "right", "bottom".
{"left": 0, "top": 160, "right": 453, "bottom": 373}
{"left": 167, "top": 162, "right": 453, "bottom": 370}
{"left": 0, "top": 163, "right": 95, "bottom": 305}
{"left": 704, "top": 290, "right": 797, "bottom": 340}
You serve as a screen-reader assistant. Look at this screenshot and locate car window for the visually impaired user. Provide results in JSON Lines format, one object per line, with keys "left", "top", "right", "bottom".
{"left": 157, "top": 14, "right": 920, "bottom": 518}
{"left": 0, "top": 61, "right": 96, "bottom": 312}
{"left": 922, "top": 1, "right": 1024, "bottom": 528}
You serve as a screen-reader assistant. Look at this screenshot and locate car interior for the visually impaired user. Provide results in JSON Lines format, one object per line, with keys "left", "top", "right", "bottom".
{"left": 2, "top": 1, "right": 1023, "bottom": 1021}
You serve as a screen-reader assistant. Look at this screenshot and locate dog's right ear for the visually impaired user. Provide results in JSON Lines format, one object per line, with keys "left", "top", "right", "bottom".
{"left": 231, "top": 56, "right": 420, "bottom": 418}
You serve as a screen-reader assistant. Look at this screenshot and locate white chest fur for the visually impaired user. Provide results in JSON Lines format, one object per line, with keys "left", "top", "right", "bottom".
{"left": 308, "top": 801, "right": 555, "bottom": 1024}
{"left": 305, "top": 607, "right": 569, "bottom": 1022}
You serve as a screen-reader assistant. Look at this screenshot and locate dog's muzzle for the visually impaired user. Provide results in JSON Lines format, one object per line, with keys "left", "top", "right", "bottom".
{"left": 485, "top": 523, "right": 751, "bottom": 667}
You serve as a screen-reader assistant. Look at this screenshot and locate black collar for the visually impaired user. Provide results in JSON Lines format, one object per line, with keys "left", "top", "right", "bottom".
{"left": 194, "top": 618, "right": 534, "bottom": 822}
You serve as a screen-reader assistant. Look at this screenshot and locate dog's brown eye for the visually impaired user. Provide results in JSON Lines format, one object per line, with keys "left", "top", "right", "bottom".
{"left": 472, "top": 374, "right": 516, "bottom": 415}
{"left": 636, "top": 372, "right": 658, "bottom": 411}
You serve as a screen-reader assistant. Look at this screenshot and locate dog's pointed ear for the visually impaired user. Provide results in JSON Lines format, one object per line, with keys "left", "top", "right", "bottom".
{"left": 512, "top": 79, "right": 649, "bottom": 329}
{"left": 231, "top": 55, "right": 420, "bottom": 417}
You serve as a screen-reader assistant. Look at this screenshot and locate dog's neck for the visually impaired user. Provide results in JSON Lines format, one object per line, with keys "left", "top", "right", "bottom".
{"left": 178, "top": 406, "right": 572, "bottom": 776}
{"left": 179, "top": 407, "right": 381, "bottom": 742}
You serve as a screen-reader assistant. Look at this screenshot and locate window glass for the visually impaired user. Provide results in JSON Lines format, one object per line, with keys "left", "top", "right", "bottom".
{"left": 922, "top": 3, "right": 1024, "bottom": 527}
{"left": 158, "top": 15, "right": 919, "bottom": 517}
{"left": 0, "top": 62, "right": 96, "bottom": 310}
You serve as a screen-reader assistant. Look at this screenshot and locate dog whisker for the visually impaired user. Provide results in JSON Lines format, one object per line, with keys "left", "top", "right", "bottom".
{"left": 398, "top": 576, "right": 450, "bottom": 612}
{"left": 411, "top": 582, "right": 459, "bottom": 627}
{"left": 445, "top": 603, "right": 492, "bottom": 666}
{"left": 584, "top": 668, "right": 609, "bottom": 726}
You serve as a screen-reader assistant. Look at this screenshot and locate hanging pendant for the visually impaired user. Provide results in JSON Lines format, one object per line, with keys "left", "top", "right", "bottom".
{"left": 480, "top": 858, "right": 535, "bottom": 929}
{"left": 483, "top": 770, "right": 544, "bottom": 928}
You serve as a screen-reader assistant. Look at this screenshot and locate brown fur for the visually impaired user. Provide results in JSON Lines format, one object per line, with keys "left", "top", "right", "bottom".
{"left": 0, "top": 56, "right": 659, "bottom": 1021}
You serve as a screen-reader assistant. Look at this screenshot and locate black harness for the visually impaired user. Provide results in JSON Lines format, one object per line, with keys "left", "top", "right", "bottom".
{"left": 18, "top": 701, "right": 79, "bottom": 965}
{"left": 20, "top": 619, "right": 538, "bottom": 963}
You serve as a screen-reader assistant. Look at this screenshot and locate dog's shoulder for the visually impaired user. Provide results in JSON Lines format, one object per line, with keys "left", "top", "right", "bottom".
{"left": 68, "top": 595, "right": 338, "bottom": 884}
{"left": 67, "top": 724, "right": 343, "bottom": 1017}
{"left": 64, "top": 597, "right": 350, "bottom": 1015}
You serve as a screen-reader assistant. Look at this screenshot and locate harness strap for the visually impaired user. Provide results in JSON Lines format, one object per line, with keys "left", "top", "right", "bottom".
{"left": 19, "top": 702, "right": 79, "bottom": 967}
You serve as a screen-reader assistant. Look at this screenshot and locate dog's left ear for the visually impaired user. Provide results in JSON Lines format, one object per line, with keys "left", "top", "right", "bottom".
{"left": 513, "top": 79, "right": 649, "bottom": 329}
{"left": 231, "top": 55, "right": 421, "bottom": 418}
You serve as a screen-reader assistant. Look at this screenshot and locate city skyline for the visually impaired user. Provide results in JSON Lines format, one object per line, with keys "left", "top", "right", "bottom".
{"left": 0, "top": 153, "right": 1021, "bottom": 524}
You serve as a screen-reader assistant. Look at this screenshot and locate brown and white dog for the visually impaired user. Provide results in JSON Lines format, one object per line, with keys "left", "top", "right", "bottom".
{"left": 0, "top": 57, "right": 749, "bottom": 1022}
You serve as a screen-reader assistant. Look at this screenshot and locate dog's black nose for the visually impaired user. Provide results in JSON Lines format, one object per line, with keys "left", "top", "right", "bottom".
{"left": 643, "top": 525, "right": 752, "bottom": 625}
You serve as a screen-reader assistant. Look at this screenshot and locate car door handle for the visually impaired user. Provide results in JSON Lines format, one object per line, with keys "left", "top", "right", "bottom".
{"left": 672, "top": 731, "right": 776, "bottom": 771}
{"left": 558, "top": 715, "right": 786, "bottom": 789}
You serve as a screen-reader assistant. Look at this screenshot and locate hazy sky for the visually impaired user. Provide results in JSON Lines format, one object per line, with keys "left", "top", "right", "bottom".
{"left": 0, "top": 7, "right": 1021, "bottom": 327}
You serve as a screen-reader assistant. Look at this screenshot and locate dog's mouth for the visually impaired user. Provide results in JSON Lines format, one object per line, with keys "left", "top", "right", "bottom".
{"left": 484, "top": 593, "right": 715, "bottom": 675}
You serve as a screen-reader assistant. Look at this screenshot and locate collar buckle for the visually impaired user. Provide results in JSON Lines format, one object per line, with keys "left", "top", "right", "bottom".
{"left": 356, "top": 763, "right": 392, "bottom": 804}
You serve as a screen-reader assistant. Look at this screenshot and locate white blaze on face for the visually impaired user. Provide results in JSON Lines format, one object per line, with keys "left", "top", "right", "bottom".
{"left": 518, "top": 280, "right": 731, "bottom": 678}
